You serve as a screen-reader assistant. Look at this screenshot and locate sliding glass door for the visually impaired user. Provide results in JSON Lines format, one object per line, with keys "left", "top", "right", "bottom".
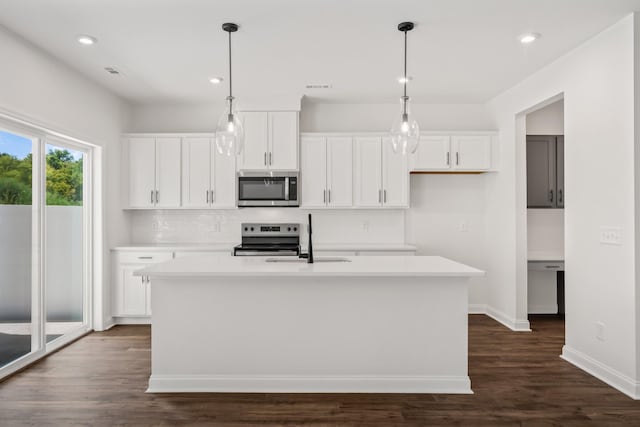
{"left": 45, "top": 140, "right": 89, "bottom": 345}
{"left": 0, "top": 122, "right": 93, "bottom": 377}
{"left": 0, "top": 129, "right": 36, "bottom": 368}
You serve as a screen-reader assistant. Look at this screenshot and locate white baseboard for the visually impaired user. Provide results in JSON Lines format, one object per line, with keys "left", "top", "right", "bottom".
{"left": 468, "top": 304, "right": 487, "bottom": 314}
{"left": 113, "top": 316, "right": 151, "bottom": 325}
{"left": 485, "top": 305, "right": 531, "bottom": 331}
{"left": 528, "top": 304, "right": 558, "bottom": 315}
{"left": 561, "top": 345, "right": 640, "bottom": 400}
{"left": 147, "top": 374, "right": 473, "bottom": 394}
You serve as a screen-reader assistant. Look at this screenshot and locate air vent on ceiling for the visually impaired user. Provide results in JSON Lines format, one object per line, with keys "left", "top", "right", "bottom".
{"left": 305, "top": 83, "right": 332, "bottom": 89}
{"left": 104, "top": 66, "right": 121, "bottom": 76}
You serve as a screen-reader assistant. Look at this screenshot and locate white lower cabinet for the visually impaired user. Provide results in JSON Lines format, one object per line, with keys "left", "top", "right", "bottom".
{"left": 113, "top": 249, "right": 232, "bottom": 321}
{"left": 112, "top": 251, "right": 173, "bottom": 318}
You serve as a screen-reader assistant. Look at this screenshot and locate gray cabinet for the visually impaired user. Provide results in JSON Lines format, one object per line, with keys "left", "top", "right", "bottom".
{"left": 526, "top": 135, "right": 564, "bottom": 208}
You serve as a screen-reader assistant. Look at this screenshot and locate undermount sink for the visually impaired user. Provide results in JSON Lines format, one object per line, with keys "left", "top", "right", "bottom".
{"left": 265, "top": 257, "right": 351, "bottom": 263}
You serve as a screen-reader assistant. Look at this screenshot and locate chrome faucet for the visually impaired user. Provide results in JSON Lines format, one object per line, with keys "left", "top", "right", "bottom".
{"left": 299, "top": 213, "right": 314, "bottom": 264}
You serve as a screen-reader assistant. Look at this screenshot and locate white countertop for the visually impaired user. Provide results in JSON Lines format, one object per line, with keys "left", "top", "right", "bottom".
{"left": 111, "top": 244, "right": 234, "bottom": 252}
{"left": 528, "top": 251, "right": 564, "bottom": 261}
{"left": 135, "top": 255, "right": 484, "bottom": 278}
{"left": 111, "top": 243, "right": 417, "bottom": 252}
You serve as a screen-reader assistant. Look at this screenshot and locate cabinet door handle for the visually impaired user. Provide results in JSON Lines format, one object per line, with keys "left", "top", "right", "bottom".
{"left": 323, "top": 189, "right": 326, "bottom": 204}
{"left": 384, "top": 189, "right": 387, "bottom": 203}
{"left": 150, "top": 190, "right": 154, "bottom": 204}
{"left": 328, "top": 189, "right": 331, "bottom": 204}
{"left": 456, "top": 152, "right": 460, "bottom": 165}
{"left": 211, "top": 190, "right": 215, "bottom": 202}
{"left": 545, "top": 265, "right": 561, "bottom": 269}
{"left": 138, "top": 256, "right": 153, "bottom": 260}
{"left": 264, "top": 152, "right": 267, "bottom": 165}
{"left": 549, "top": 190, "right": 554, "bottom": 203}
{"left": 155, "top": 190, "right": 159, "bottom": 204}
{"left": 206, "top": 190, "right": 209, "bottom": 204}
{"left": 446, "top": 152, "right": 450, "bottom": 166}
{"left": 378, "top": 189, "right": 382, "bottom": 203}
{"left": 559, "top": 189, "right": 563, "bottom": 204}
{"left": 269, "top": 152, "right": 272, "bottom": 165}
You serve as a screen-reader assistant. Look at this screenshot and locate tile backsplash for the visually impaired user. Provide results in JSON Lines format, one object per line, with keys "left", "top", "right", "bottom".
{"left": 130, "top": 208, "right": 406, "bottom": 246}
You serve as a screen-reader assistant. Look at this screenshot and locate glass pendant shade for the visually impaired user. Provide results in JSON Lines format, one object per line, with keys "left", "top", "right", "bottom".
{"left": 390, "top": 96, "right": 419, "bottom": 154}
{"left": 215, "top": 96, "right": 244, "bottom": 156}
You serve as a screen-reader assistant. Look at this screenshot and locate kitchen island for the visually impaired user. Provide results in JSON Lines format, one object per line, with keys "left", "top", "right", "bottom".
{"left": 136, "top": 255, "right": 484, "bottom": 394}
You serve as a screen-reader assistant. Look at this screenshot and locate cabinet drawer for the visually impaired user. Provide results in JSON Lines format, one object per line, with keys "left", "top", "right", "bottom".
{"left": 117, "top": 251, "right": 173, "bottom": 264}
{"left": 528, "top": 261, "right": 564, "bottom": 271}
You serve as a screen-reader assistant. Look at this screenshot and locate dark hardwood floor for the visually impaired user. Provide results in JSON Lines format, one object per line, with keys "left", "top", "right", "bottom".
{"left": 1, "top": 315, "right": 639, "bottom": 426}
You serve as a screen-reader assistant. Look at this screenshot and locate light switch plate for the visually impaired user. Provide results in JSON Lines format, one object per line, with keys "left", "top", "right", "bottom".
{"left": 600, "top": 226, "right": 622, "bottom": 245}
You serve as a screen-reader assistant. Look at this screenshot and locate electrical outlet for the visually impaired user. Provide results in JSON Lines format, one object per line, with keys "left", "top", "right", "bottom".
{"left": 596, "top": 321, "right": 605, "bottom": 341}
{"left": 600, "top": 226, "right": 622, "bottom": 245}
{"left": 459, "top": 221, "right": 468, "bottom": 232}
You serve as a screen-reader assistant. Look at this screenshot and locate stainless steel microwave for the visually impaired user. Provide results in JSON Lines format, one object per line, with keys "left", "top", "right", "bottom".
{"left": 237, "top": 171, "right": 299, "bottom": 207}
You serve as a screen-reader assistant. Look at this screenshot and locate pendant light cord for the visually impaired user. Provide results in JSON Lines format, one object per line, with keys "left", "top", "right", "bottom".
{"left": 228, "top": 30, "right": 233, "bottom": 111}
{"left": 403, "top": 29, "right": 408, "bottom": 116}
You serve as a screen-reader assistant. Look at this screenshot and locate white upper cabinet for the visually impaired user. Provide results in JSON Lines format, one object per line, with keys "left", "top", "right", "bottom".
{"left": 301, "top": 136, "right": 352, "bottom": 208}
{"left": 269, "top": 112, "right": 298, "bottom": 170}
{"left": 411, "top": 136, "right": 451, "bottom": 170}
{"left": 182, "top": 137, "right": 236, "bottom": 209}
{"left": 382, "top": 137, "right": 409, "bottom": 207}
{"left": 354, "top": 137, "right": 384, "bottom": 207}
{"left": 240, "top": 111, "right": 298, "bottom": 171}
{"left": 410, "top": 134, "right": 493, "bottom": 172}
{"left": 128, "top": 137, "right": 156, "bottom": 208}
{"left": 182, "top": 137, "right": 211, "bottom": 208}
{"left": 154, "top": 138, "right": 182, "bottom": 208}
{"left": 452, "top": 135, "right": 491, "bottom": 170}
{"left": 211, "top": 143, "right": 237, "bottom": 208}
{"left": 301, "top": 137, "right": 327, "bottom": 208}
{"left": 241, "top": 112, "right": 269, "bottom": 170}
{"left": 128, "top": 137, "right": 181, "bottom": 208}
{"left": 327, "top": 137, "right": 353, "bottom": 207}
{"left": 354, "top": 137, "right": 408, "bottom": 208}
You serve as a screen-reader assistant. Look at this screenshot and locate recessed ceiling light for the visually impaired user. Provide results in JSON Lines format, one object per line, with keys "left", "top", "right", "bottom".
{"left": 519, "top": 33, "right": 541, "bottom": 44}
{"left": 209, "top": 77, "right": 224, "bottom": 84}
{"left": 77, "top": 35, "right": 97, "bottom": 45}
{"left": 397, "top": 76, "right": 413, "bottom": 84}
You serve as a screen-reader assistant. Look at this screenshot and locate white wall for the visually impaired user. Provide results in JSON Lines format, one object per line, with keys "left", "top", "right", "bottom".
{"left": 300, "top": 103, "right": 495, "bottom": 132}
{"left": 527, "top": 210, "right": 564, "bottom": 256}
{"left": 487, "top": 14, "right": 638, "bottom": 396}
{"left": 0, "top": 24, "right": 131, "bottom": 329}
{"left": 406, "top": 174, "right": 489, "bottom": 307}
{"left": 526, "top": 99, "right": 564, "bottom": 135}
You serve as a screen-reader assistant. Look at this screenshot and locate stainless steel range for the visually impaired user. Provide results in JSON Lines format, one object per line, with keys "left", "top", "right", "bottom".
{"left": 233, "top": 223, "right": 301, "bottom": 256}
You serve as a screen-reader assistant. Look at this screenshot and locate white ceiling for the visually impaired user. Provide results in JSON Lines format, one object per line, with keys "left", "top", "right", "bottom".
{"left": 1, "top": 0, "right": 639, "bottom": 105}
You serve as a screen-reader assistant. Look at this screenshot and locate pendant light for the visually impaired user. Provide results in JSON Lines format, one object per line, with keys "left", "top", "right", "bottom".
{"left": 390, "top": 21, "right": 420, "bottom": 155}
{"left": 215, "top": 22, "right": 244, "bottom": 156}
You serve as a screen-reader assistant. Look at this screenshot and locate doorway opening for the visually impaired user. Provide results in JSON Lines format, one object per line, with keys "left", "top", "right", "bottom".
{"left": 523, "top": 98, "right": 565, "bottom": 330}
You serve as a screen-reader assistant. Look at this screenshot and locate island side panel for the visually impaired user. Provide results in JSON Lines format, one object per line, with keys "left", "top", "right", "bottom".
{"left": 148, "top": 275, "right": 470, "bottom": 393}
